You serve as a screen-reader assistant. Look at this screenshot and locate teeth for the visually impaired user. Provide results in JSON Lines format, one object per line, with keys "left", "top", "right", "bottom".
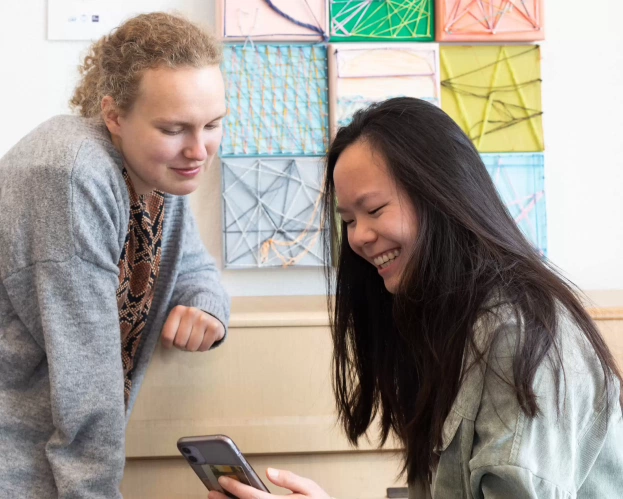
{"left": 373, "top": 249, "right": 400, "bottom": 268}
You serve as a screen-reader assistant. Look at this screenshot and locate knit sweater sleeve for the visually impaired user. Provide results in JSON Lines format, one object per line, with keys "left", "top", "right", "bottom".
{"left": 170, "top": 198, "right": 230, "bottom": 340}
{"left": 1, "top": 134, "right": 128, "bottom": 498}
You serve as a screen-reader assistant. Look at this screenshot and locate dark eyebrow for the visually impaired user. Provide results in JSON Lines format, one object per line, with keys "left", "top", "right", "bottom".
{"left": 336, "top": 192, "right": 379, "bottom": 215}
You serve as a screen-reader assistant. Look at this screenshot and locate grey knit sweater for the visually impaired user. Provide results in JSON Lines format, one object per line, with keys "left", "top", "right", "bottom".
{"left": 0, "top": 116, "right": 230, "bottom": 497}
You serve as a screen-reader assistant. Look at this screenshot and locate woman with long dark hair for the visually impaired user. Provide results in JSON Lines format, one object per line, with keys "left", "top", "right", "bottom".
{"left": 212, "top": 98, "right": 623, "bottom": 498}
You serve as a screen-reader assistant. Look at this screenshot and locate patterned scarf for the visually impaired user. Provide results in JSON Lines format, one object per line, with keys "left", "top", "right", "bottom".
{"left": 116, "top": 168, "right": 165, "bottom": 406}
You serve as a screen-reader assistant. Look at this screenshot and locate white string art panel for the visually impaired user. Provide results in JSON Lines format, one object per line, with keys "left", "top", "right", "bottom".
{"left": 222, "top": 157, "right": 327, "bottom": 268}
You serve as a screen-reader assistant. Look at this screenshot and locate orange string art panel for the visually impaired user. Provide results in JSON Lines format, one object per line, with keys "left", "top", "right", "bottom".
{"left": 436, "top": 0, "right": 544, "bottom": 42}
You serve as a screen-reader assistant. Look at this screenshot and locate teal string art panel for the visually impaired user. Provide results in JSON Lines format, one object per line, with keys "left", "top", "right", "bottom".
{"left": 222, "top": 157, "right": 326, "bottom": 268}
{"left": 330, "top": 0, "right": 434, "bottom": 41}
{"left": 482, "top": 153, "right": 547, "bottom": 254}
{"left": 221, "top": 44, "right": 329, "bottom": 156}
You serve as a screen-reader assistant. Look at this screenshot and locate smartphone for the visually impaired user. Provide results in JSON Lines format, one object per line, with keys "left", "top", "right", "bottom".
{"left": 177, "top": 434, "right": 269, "bottom": 497}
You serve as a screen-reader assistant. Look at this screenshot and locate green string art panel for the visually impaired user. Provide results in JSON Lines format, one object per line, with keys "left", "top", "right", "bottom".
{"left": 330, "top": 0, "right": 434, "bottom": 41}
{"left": 221, "top": 44, "right": 329, "bottom": 156}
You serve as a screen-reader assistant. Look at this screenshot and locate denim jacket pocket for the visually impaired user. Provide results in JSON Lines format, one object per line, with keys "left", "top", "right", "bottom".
{"left": 437, "top": 408, "right": 464, "bottom": 453}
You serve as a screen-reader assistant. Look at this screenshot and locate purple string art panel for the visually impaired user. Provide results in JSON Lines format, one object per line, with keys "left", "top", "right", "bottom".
{"left": 221, "top": 44, "right": 329, "bottom": 157}
{"left": 482, "top": 153, "right": 547, "bottom": 254}
{"left": 221, "top": 157, "right": 326, "bottom": 268}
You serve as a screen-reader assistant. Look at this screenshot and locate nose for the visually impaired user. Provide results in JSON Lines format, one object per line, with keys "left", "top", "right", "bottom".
{"left": 348, "top": 219, "right": 377, "bottom": 250}
{"left": 183, "top": 132, "right": 208, "bottom": 162}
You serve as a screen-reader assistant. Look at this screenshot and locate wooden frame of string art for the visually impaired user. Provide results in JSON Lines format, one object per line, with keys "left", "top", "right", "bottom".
{"left": 327, "top": 43, "right": 440, "bottom": 136}
{"left": 482, "top": 153, "right": 547, "bottom": 254}
{"left": 221, "top": 156, "right": 327, "bottom": 268}
{"left": 330, "top": 0, "right": 434, "bottom": 41}
{"left": 220, "top": 44, "right": 329, "bottom": 157}
{"left": 435, "top": 0, "right": 544, "bottom": 42}
{"left": 440, "top": 45, "right": 544, "bottom": 153}
{"left": 217, "top": 0, "right": 329, "bottom": 41}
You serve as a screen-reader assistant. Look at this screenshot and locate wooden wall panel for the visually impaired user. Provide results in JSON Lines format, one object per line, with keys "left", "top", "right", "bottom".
{"left": 121, "top": 297, "right": 622, "bottom": 498}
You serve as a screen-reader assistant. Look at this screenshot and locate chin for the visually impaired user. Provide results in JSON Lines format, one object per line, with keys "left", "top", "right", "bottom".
{"left": 168, "top": 183, "right": 200, "bottom": 196}
{"left": 383, "top": 281, "right": 398, "bottom": 295}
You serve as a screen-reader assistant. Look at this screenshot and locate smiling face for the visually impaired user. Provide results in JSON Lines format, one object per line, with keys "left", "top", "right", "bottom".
{"left": 103, "top": 64, "right": 226, "bottom": 196}
{"left": 334, "top": 140, "right": 419, "bottom": 294}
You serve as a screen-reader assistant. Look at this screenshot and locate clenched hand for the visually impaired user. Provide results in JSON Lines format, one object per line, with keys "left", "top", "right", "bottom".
{"left": 161, "top": 305, "right": 225, "bottom": 352}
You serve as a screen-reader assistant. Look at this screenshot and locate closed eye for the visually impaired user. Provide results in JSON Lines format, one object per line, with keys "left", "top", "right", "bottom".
{"left": 369, "top": 204, "right": 387, "bottom": 215}
{"left": 160, "top": 129, "right": 182, "bottom": 136}
{"left": 205, "top": 122, "right": 221, "bottom": 130}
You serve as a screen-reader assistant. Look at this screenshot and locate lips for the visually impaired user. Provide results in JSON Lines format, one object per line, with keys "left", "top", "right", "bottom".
{"left": 171, "top": 166, "right": 201, "bottom": 178}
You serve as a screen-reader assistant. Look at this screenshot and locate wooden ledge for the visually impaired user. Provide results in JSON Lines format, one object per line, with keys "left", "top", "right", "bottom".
{"left": 230, "top": 296, "right": 623, "bottom": 328}
{"left": 231, "top": 296, "right": 329, "bottom": 328}
{"left": 587, "top": 307, "right": 623, "bottom": 321}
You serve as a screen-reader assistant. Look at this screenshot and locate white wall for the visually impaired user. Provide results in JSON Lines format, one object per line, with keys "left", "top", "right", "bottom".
{"left": 1, "top": 0, "right": 621, "bottom": 296}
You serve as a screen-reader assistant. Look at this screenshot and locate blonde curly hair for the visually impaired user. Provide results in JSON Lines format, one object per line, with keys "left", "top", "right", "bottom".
{"left": 70, "top": 12, "right": 223, "bottom": 117}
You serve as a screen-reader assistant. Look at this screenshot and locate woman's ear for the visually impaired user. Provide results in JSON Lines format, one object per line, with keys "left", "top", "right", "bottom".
{"left": 101, "top": 96, "right": 122, "bottom": 136}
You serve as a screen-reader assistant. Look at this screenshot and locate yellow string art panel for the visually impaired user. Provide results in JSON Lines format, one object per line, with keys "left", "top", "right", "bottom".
{"left": 440, "top": 45, "right": 544, "bottom": 153}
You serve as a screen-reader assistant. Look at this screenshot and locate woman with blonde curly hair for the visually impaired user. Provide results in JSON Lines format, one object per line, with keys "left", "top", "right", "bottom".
{"left": 0, "top": 12, "right": 229, "bottom": 497}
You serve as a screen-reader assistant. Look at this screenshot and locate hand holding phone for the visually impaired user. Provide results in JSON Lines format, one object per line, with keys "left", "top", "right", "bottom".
{"left": 178, "top": 434, "right": 331, "bottom": 499}
{"left": 177, "top": 435, "right": 268, "bottom": 497}
{"left": 209, "top": 467, "right": 331, "bottom": 499}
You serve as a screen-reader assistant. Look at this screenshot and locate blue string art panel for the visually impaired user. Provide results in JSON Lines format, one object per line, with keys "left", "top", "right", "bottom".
{"left": 482, "top": 153, "right": 547, "bottom": 254}
{"left": 221, "top": 44, "right": 329, "bottom": 156}
{"left": 222, "top": 157, "right": 326, "bottom": 268}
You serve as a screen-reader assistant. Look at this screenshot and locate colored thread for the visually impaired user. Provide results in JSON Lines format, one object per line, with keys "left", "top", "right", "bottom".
{"left": 222, "top": 158, "right": 326, "bottom": 268}
{"left": 441, "top": 46, "right": 543, "bottom": 149}
{"left": 263, "top": 0, "right": 329, "bottom": 40}
{"left": 221, "top": 44, "right": 329, "bottom": 156}
{"left": 482, "top": 153, "right": 546, "bottom": 253}
{"left": 335, "top": 47, "right": 440, "bottom": 126}
{"left": 331, "top": 0, "right": 432, "bottom": 39}
{"left": 444, "top": 0, "right": 541, "bottom": 35}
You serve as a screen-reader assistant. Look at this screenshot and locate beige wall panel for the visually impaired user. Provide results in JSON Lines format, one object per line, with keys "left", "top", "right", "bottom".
{"left": 121, "top": 452, "right": 405, "bottom": 499}
{"left": 124, "top": 297, "right": 622, "bottom": 498}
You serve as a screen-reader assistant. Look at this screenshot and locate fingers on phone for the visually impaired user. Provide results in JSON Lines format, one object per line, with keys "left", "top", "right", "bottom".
{"left": 266, "top": 469, "right": 329, "bottom": 497}
{"left": 218, "top": 476, "right": 270, "bottom": 499}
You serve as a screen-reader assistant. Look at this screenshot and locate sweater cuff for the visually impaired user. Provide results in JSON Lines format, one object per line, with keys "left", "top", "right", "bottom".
{"left": 188, "top": 295, "right": 230, "bottom": 349}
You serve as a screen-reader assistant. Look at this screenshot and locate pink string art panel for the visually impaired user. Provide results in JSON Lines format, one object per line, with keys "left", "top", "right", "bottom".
{"left": 218, "top": 0, "right": 328, "bottom": 41}
{"left": 436, "top": 0, "right": 544, "bottom": 42}
{"left": 328, "top": 43, "right": 440, "bottom": 135}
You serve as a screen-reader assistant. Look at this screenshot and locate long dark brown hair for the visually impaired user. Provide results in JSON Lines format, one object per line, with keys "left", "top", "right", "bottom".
{"left": 322, "top": 97, "right": 622, "bottom": 483}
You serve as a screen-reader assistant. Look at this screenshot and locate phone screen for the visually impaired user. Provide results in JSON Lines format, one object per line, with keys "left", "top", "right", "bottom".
{"left": 201, "top": 464, "right": 253, "bottom": 497}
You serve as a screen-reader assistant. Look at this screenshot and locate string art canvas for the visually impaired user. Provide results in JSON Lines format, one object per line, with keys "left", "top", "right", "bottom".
{"left": 330, "top": 0, "right": 434, "bottom": 41}
{"left": 440, "top": 45, "right": 544, "bottom": 152}
{"left": 217, "top": 0, "right": 329, "bottom": 41}
{"left": 483, "top": 153, "right": 547, "bottom": 254}
{"left": 222, "top": 157, "right": 326, "bottom": 268}
{"left": 436, "top": 0, "right": 544, "bottom": 42}
{"left": 221, "top": 44, "right": 329, "bottom": 157}
{"left": 328, "top": 43, "right": 440, "bottom": 132}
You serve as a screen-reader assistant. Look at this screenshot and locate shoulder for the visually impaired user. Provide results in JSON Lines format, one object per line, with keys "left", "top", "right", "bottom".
{"left": 0, "top": 115, "right": 124, "bottom": 196}
{"left": 468, "top": 302, "right": 621, "bottom": 492}
{"left": 0, "top": 115, "right": 129, "bottom": 276}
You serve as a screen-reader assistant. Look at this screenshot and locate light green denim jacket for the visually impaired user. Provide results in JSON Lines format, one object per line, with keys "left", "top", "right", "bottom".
{"left": 409, "top": 307, "right": 623, "bottom": 498}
